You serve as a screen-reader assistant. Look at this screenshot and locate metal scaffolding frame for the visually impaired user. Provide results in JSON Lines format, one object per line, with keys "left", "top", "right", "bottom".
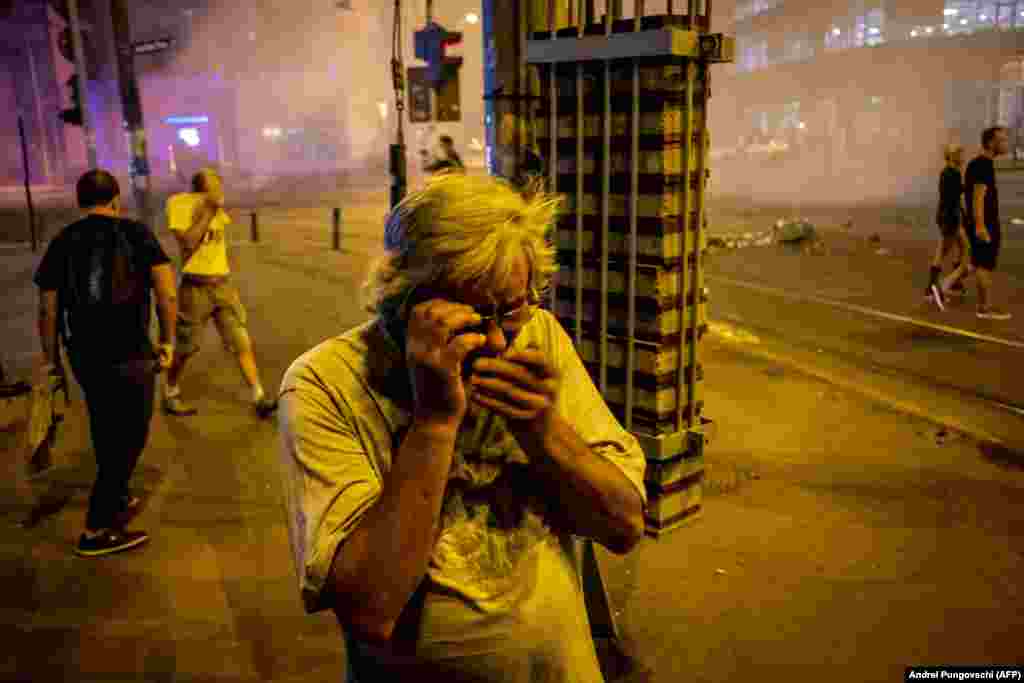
{"left": 527, "top": 0, "right": 731, "bottom": 536}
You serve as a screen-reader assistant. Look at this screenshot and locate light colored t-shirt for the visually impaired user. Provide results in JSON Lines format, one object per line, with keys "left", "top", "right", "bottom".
{"left": 277, "top": 309, "right": 648, "bottom": 681}
{"left": 166, "top": 192, "right": 232, "bottom": 276}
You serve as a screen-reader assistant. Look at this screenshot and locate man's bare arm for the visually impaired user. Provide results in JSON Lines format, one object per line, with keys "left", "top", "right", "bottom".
{"left": 151, "top": 263, "right": 177, "bottom": 344}
{"left": 176, "top": 199, "right": 217, "bottom": 253}
{"left": 327, "top": 419, "right": 459, "bottom": 646}
{"left": 513, "top": 415, "right": 645, "bottom": 555}
{"left": 37, "top": 290, "right": 59, "bottom": 366}
{"left": 974, "top": 184, "right": 989, "bottom": 240}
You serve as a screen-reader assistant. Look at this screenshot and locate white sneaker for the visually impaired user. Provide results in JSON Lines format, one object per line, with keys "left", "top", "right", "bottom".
{"left": 977, "top": 307, "right": 1012, "bottom": 320}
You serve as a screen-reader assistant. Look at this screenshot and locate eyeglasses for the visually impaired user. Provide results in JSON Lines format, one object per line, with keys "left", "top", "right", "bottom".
{"left": 399, "top": 284, "right": 542, "bottom": 334}
{"left": 471, "top": 289, "right": 541, "bottom": 333}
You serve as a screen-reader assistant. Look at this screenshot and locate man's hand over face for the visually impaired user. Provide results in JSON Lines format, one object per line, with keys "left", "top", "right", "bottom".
{"left": 468, "top": 346, "right": 560, "bottom": 434}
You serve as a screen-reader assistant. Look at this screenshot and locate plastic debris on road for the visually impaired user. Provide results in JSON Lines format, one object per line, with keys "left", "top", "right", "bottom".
{"left": 775, "top": 219, "right": 817, "bottom": 244}
{"left": 706, "top": 218, "right": 822, "bottom": 252}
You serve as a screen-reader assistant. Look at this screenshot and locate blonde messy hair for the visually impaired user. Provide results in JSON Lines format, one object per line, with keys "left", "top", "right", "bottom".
{"left": 943, "top": 143, "right": 963, "bottom": 165}
{"left": 362, "top": 173, "right": 562, "bottom": 318}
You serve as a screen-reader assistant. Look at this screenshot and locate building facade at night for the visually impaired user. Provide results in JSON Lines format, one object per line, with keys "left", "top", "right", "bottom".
{"left": 0, "top": 0, "right": 488, "bottom": 191}
{"left": 0, "top": 0, "right": 74, "bottom": 186}
{"left": 125, "top": 0, "right": 397, "bottom": 188}
{"left": 709, "top": 0, "right": 1024, "bottom": 204}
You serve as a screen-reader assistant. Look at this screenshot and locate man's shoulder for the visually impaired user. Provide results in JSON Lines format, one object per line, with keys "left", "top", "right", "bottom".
{"left": 967, "top": 156, "right": 994, "bottom": 174}
{"left": 966, "top": 157, "right": 991, "bottom": 181}
{"left": 118, "top": 218, "right": 155, "bottom": 237}
{"left": 511, "top": 308, "right": 567, "bottom": 358}
{"left": 47, "top": 216, "right": 95, "bottom": 249}
{"left": 166, "top": 192, "right": 203, "bottom": 231}
{"left": 281, "top": 320, "right": 391, "bottom": 394}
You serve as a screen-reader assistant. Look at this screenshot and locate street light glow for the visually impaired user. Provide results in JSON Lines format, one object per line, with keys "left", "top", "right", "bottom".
{"left": 178, "top": 128, "right": 201, "bottom": 147}
{"left": 832, "top": 27, "right": 841, "bottom": 35}
{"left": 960, "top": 18, "right": 968, "bottom": 24}
{"left": 925, "top": 26, "right": 934, "bottom": 33}
{"left": 944, "top": 8, "right": 958, "bottom": 15}
{"left": 465, "top": 12, "right": 479, "bottom": 24}
{"left": 911, "top": 29, "right": 918, "bottom": 36}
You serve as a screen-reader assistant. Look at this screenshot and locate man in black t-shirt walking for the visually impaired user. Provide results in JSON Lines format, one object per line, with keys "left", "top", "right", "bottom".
{"left": 964, "top": 126, "right": 1012, "bottom": 320}
{"left": 34, "top": 170, "right": 180, "bottom": 556}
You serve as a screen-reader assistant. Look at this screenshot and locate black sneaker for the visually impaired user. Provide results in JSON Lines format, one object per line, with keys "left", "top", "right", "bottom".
{"left": 75, "top": 529, "right": 149, "bottom": 557}
{"left": 255, "top": 396, "right": 278, "bottom": 419}
{"left": 162, "top": 394, "right": 198, "bottom": 416}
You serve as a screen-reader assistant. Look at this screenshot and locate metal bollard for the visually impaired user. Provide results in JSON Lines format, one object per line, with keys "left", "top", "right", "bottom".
{"left": 250, "top": 211, "right": 259, "bottom": 243}
{"left": 332, "top": 207, "right": 341, "bottom": 251}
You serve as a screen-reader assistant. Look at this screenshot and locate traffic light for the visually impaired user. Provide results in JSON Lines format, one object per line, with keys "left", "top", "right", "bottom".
{"left": 59, "top": 74, "right": 83, "bottom": 126}
{"left": 414, "top": 21, "right": 462, "bottom": 86}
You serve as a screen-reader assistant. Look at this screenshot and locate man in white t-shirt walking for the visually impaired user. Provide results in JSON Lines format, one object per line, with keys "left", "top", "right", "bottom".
{"left": 162, "top": 168, "right": 277, "bottom": 418}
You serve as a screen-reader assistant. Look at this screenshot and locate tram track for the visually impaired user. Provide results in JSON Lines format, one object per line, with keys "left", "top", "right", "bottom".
{"left": 704, "top": 273, "right": 1024, "bottom": 449}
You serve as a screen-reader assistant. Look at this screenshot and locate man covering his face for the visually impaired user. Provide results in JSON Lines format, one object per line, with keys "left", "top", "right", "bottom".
{"left": 277, "top": 173, "right": 647, "bottom": 681}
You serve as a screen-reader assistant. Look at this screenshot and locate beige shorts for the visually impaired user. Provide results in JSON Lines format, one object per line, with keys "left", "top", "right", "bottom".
{"left": 175, "top": 278, "right": 251, "bottom": 356}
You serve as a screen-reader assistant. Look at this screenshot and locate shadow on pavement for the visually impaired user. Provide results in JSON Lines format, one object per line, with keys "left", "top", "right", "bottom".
{"left": 979, "top": 440, "right": 1024, "bottom": 471}
{"left": 20, "top": 484, "right": 74, "bottom": 529}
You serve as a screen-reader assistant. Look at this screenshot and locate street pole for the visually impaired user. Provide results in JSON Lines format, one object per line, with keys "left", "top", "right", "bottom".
{"left": 18, "top": 115, "right": 39, "bottom": 252}
{"left": 390, "top": 0, "right": 407, "bottom": 208}
{"left": 110, "top": 0, "right": 152, "bottom": 222}
{"left": 24, "top": 37, "right": 52, "bottom": 183}
{"left": 67, "top": 0, "right": 98, "bottom": 169}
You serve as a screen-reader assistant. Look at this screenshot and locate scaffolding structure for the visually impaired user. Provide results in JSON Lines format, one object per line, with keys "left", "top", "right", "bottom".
{"left": 524, "top": 0, "right": 733, "bottom": 536}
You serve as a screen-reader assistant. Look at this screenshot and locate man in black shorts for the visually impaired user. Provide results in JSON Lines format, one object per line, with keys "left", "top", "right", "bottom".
{"left": 927, "top": 144, "right": 970, "bottom": 310}
{"left": 964, "top": 126, "right": 1012, "bottom": 320}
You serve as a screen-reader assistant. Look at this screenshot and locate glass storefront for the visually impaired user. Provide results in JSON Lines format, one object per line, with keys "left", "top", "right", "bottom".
{"left": 944, "top": 0, "right": 1024, "bottom": 32}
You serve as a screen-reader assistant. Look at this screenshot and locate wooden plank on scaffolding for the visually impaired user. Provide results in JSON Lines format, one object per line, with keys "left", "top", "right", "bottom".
{"left": 527, "top": 26, "right": 702, "bottom": 63}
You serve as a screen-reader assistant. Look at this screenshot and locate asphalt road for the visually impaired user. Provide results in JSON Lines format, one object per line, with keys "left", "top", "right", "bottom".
{"left": 704, "top": 218, "right": 1024, "bottom": 447}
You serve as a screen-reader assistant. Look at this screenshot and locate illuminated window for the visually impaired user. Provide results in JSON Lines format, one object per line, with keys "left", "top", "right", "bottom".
{"left": 944, "top": 1, "right": 975, "bottom": 32}
{"left": 852, "top": 9, "right": 885, "bottom": 46}
{"left": 996, "top": 2, "right": 1016, "bottom": 28}
{"left": 738, "top": 37, "right": 769, "bottom": 71}
{"left": 978, "top": 3, "right": 997, "bottom": 27}
{"left": 942, "top": 0, "right": 1024, "bottom": 31}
